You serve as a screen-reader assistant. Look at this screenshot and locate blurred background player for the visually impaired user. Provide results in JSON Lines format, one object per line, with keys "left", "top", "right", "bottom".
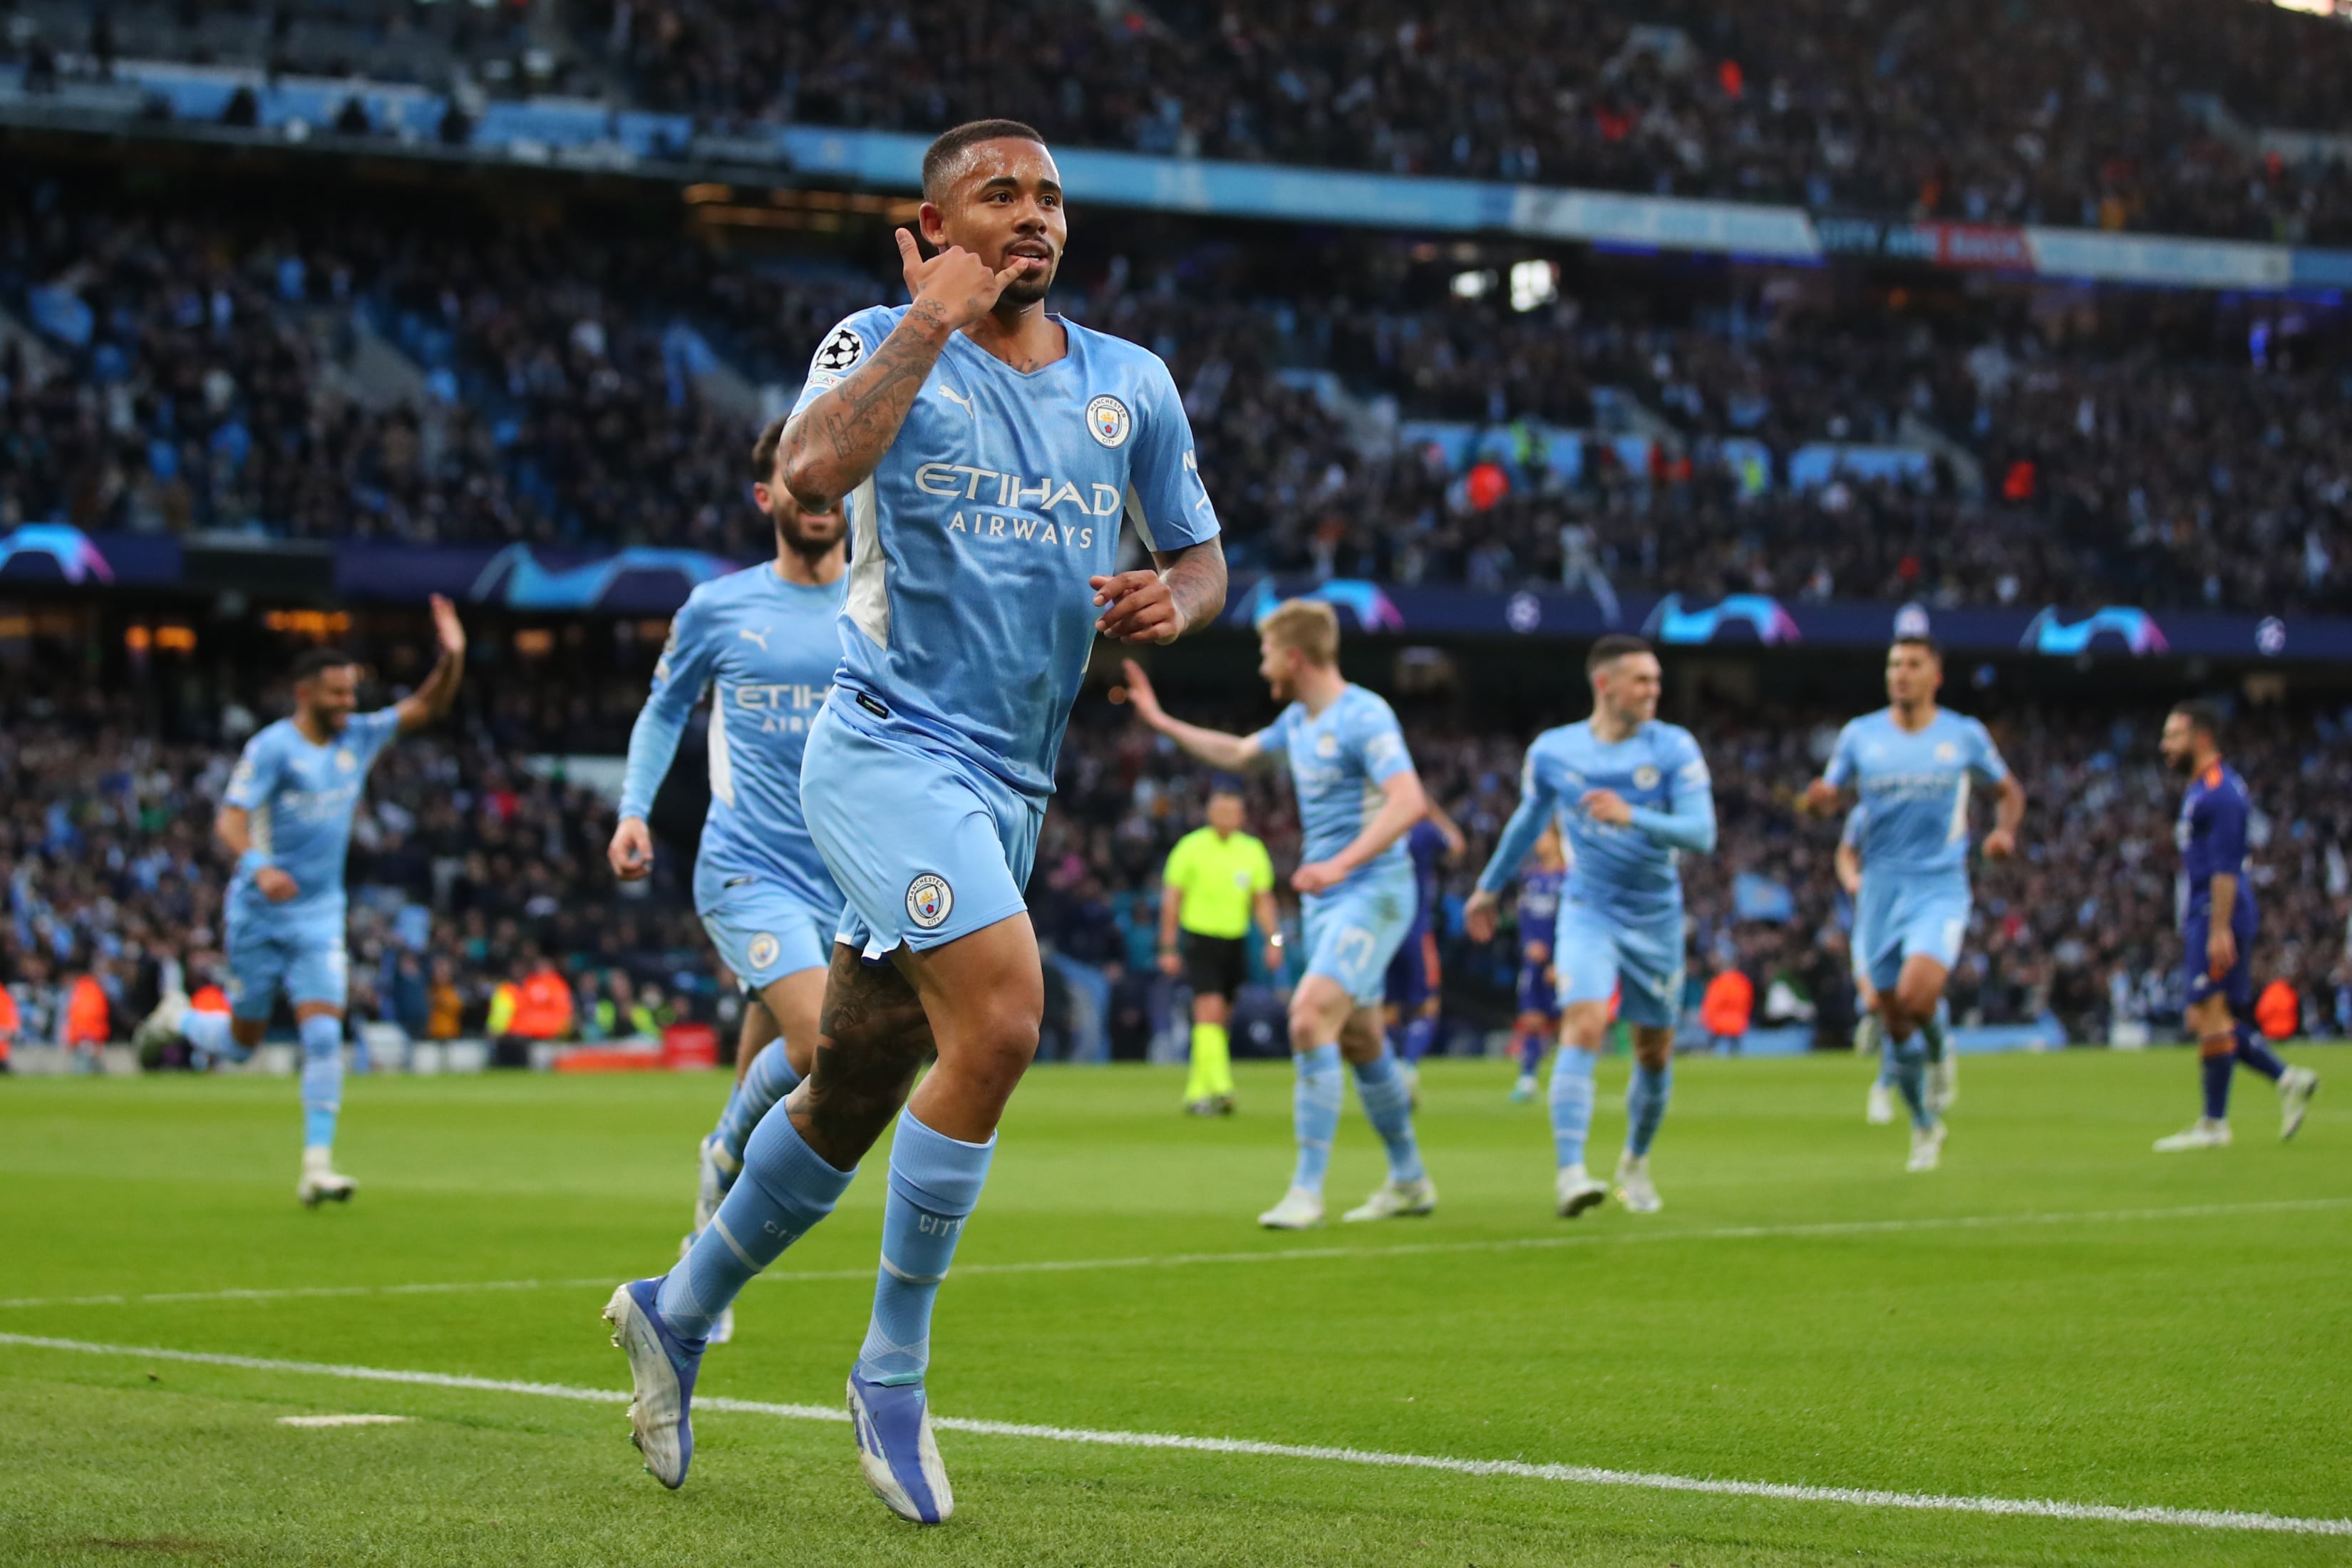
{"left": 1840, "top": 805, "right": 1898, "bottom": 1125}
{"left": 1156, "top": 783, "right": 1281, "bottom": 1115}
{"left": 137, "top": 600, "right": 465, "bottom": 1205}
{"left": 2153, "top": 701, "right": 2319, "bottom": 1151}
{"left": 607, "top": 418, "right": 848, "bottom": 1343}
{"left": 1125, "top": 599, "right": 1436, "bottom": 1230}
{"left": 1467, "top": 634, "right": 1716, "bottom": 1218}
{"left": 1802, "top": 637, "right": 2023, "bottom": 1173}
{"left": 604, "top": 120, "right": 1227, "bottom": 1525}
{"left": 1386, "top": 803, "right": 1463, "bottom": 1103}
{"left": 1507, "top": 825, "right": 1568, "bottom": 1103}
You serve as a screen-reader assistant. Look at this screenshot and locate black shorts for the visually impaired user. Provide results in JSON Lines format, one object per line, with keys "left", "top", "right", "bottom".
{"left": 1180, "top": 933, "right": 1249, "bottom": 1001}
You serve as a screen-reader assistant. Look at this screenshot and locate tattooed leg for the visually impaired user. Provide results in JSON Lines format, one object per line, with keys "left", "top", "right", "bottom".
{"left": 787, "top": 943, "right": 937, "bottom": 1171}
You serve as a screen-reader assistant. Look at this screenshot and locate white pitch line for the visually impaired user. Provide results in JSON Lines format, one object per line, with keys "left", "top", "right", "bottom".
{"left": 2, "top": 1195, "right": 2345, "bottom": 1316}
{"left": 1, "top": 1331, "right": 2343, "bottom": 1539}
{"left": 278, "top": 1413, "right": 412, "bottom": 1428}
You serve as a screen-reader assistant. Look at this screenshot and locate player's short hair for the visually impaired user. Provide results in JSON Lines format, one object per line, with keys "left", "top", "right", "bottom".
{"left": 922, "top": 119, "right": 1048, "bottom": 205}
{"left": 1585, "top": 634, "right": 1653, "bottom": 674}
{"left": 1891, "top": 633, "right": 1941, "bottom": 660}
{"left": 289, "top": 646, "right": 358, "bottom": 684}
{"left": 2170, "top": 698, "right": 2226, "bottom": 742}
{"left": 1257, "top": 599, "right": 1341, "bottom": 666}
{"left": 751, "top": 416, "right": 788, "bottom": 485}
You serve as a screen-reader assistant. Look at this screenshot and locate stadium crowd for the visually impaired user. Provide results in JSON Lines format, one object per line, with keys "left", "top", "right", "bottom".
{"left": 16, "top": 0, "right": 2352, "bottom": 242}
{"left": 13, "top": 644, "right": 2340, "bottom": 1061}
{"left": 9, "top": 177, "right": 2352, "bottom": 614}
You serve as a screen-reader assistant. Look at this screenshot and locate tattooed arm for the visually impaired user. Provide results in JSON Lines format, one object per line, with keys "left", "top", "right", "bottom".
{"left": 780, "top": 229, "right": 1028, "bottom": 513}
{"left": 1090, "top": 537, "right": 1228, "bottom": 645}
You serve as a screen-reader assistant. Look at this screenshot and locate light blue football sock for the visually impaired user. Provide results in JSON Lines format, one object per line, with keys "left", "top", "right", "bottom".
{"left": 713, "top": 1041, "right": 801, "bottom": 1174}
{"left": 1351, "top": 1046, "right": 1427, "bottom": 1184}
{"left": 658, "top": 1109, "right": 853, "bottom": 1341}
{"left": 857, "top": 1111, "right": 995, "bottom": 1387}
{"left": 1289, "top": 1043, "right": 1343, "bottom": 1194}
{"left": 182, "top": 1006, "right": 243, "bottom": 1065}
{"left": 1549, "top": 1046, "right": 1597, "bottom": 1169}
{"left": 298, "top": 1013, "right": 343, "bottom": 1150}
{"left": 1917, "top": 999, "right": 1951, "bottom": 1065}
{"left": 1626, "top": 1061, "right": 1671, "bottom": 1157}
{"left": 1891, "top": 1035, "right": 1935, "bottom": 1130}
{"left": 1875, "top": 1038, "right": 1899, "bottom": 1088}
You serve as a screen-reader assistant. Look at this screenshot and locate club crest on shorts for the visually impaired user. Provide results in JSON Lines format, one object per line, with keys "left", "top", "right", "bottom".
{"left": 1085, "top": 393, "right": 1132, "bottom": 448}
{"left": 746, "top": 932, "right": 780, "bottom": 971}
{"left": 907, "top": 873, "right": 954, "bottom": 930}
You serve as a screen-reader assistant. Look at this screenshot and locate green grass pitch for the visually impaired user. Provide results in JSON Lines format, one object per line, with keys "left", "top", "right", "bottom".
{"left": 2, "top": 1048, "right": 2347, "bottom": 1567}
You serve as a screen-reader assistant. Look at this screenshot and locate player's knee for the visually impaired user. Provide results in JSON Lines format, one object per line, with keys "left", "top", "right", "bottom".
{"left": 1894, "top": 976, "right": 1940, "bottom": 1019}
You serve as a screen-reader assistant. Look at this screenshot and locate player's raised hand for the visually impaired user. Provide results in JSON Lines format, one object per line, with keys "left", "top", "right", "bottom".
{"left": 1093, "top": 571, "right": 1185, "bottom": 644}
{"left": 428, "top": 593, "right": 465, "bottom": 658}
{"left": 1119, "top": 659, "right": 1169, "bottom": 726}
{"left": 609, "top": 817, "right": 656, "bottom": 882}
{"left": 1463, "top": 887, "right": 1501, "bottom": 944}
{"left": 1580, "top": 788, "right": 1633, "bottom": 827}
{"left": 1981, "top": 825, "right": 2018, "bottom": 860}
{"left": 1799, "top": 777, "right": 1842, "bottom": 817}
{"left": 897, "top": 229, "right": 1032, "bottom": 333}
{"left": 255, "top": 867, "right": 300, "bottom": 902}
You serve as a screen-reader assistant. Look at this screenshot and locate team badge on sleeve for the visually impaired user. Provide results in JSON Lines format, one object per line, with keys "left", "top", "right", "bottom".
{"left": 907, "top": 873, "right": 954, "bottom": 930}
{"left": 1085, "top": 393, "right": 1133, "bottom": 448}
{"left": 812, "top": 325, "right": 866, "bottom": 376}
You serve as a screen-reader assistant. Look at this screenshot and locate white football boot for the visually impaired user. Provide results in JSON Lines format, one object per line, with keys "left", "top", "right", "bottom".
{"left": 1613, "top": 1152, "right": 1662, "bottom": 1214}
{"left": 1257, "top": 1187, "right": 1325, "bottom": 1229}
{"left": 2154, "top": 1117, "right": 2232, "bottom": 1152}
{"left": 1555, "top": 1162, "right": 1609, "bottom": 1218}
{"left": 1342, "top": 1177, "right": 1437, "bottom": 1222}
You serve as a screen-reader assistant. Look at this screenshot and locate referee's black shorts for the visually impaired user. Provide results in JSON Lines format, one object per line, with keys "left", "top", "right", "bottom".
{"left": 1180, "top": 932, "right": 1249, "bottom": 1002}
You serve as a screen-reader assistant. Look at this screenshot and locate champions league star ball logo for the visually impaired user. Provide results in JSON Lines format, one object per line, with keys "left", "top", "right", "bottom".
{"left": 906, "top": 874, "right": 954, "bottom": 930}
{"left": 1085, "top": 394, "right": 1133, "bottom": 448}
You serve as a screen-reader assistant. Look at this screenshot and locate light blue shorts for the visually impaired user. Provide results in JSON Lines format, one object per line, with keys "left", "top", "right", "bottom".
{"left": 801, "top": 700, "right": 1042, "bottom": 958}
{"left": 1854, "top": 871, "right": 1971, "bottom": 994}
{"left": 698, "top": 877, "right": 837, "bottom": 992}
{"left": 1301, "top": 865, "right": 1416, "bottom": 1009}
{"left": 225, "top": 924, "right": 349, "bottom": 1020}
{"left": 1552, "top": 900, "right": 1686, "bottom": 1029}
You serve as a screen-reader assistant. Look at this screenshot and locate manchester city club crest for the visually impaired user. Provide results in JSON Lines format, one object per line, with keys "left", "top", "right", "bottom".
{"left": 1085, "top": 393, "right": 1133, "bottom": 448}
{"left": 1633, "top": 765, "right": 1660, "bottom": 790}
{"left": 336, "top": 748, "right": 356, "bottom": 771}
{"left": 906, "top": 872, "right": 954, "bottom": 930}
{"left": 746, "top": 932, "right": 780, "bottom": 971}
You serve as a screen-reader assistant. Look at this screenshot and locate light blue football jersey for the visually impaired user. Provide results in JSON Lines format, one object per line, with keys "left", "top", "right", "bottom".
{"left": 792, "top": 306, "right": 1219, "bottom": 799}
{"left": 1251, "top": 684, "right": 1417, "bottom": 885}
{"left": 619, "top": 563, "right": 848, "bottom": 914}
{"left": 1476, "top": 720, "right": 1713, "bottom": 919}
{"left": 1823, "top": 708, "right": 2009, "bottom": 875}
{"left": 223, "top": 708, "right": 401, "bottom": 927}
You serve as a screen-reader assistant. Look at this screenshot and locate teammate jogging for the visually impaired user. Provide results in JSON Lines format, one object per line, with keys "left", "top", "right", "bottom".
{"left": 1467, "top": 634, "right": 1715, "bottom": 1217}
{"left": 1157, "top": 785, "right": 1280, "bottom": 1115}
{"left": 1801, "top": 636, "right": 2024, "bottom": 1172}
{"left": 137, "top": 602, "right": 465, "bottom": 1204}
{"left": 1124, "top": 601, "right": 1437, "bottom": 1231}
{"left": 608, "top": 420, "right": 847, "bottom": 1343}
{"left": 602, "top": 119, "right": 1225, "bottom": 1525}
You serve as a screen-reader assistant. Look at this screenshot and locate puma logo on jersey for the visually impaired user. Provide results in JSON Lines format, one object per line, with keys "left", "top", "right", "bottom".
{"left": 737, "top": 626, "right": 770, "bottom": 650}
{"left": 934, "top": 383, "right": 977, "bottom": 419}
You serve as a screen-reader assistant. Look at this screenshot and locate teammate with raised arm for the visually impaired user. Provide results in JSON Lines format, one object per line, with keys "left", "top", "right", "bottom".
{"left": 607, "top": 421, "right": 847, "bottom": 1344}
{"left": 137, "top": 601, "right": 465, "bottom": 1204}
{"left": 1800, "top": 636, "right": 2025, "bottom": 1172}
{"left": 1125, "top": 599, "right": 1437, "bottom": 1230}
{"left": 2152, "top": 700, "right": 2319, "bottom": 1151}
{"left": 602, "top": 120, "right": 1225, "bottom": 1526}
{"left": 1465, "top": 635, "right": 1714, "bottom": 1217}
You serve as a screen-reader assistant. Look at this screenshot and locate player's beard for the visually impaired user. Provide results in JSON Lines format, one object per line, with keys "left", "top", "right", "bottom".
{"left": 999, "top": 258, "right": 1056, "bottom": 308}
{"left": 773, "top": 505, "right": 842, "bottom": 565}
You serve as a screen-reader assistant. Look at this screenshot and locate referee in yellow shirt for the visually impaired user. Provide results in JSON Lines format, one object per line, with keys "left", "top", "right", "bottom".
{"left": 1159, "top": 787, "right": 1281, "bottom": 1115}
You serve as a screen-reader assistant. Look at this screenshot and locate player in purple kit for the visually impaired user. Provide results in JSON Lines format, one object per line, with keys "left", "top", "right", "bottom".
{"left": 1507, "top": 825, "right": 1568, "bottom": 1103}
{"left": 1386, "top": 806, "right": 1463, "bottom": 1102}
{"left": 2152, "top": 701, "right": 2319, "bottom": 1151}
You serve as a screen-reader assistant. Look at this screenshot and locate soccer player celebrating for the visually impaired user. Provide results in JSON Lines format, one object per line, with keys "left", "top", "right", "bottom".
{"left": 1507, "top": 825, "right": 1569, "bottom": 1103}
{"left": 607, "top": 421, "right": 848, "bottom": 1343}
{"left": 1156, "top": 785, "right": 1281, "bottom": 1116}
{"left": 1466, "top": 635, "right": 1714, "bottom": 1217}
{"left": 136, "top": 601, "right": 465, "bottom": 1204}
{"left": 1123, "top": 601, "right": 1436, "bottom": 1229}
{"left": 2152, "top": 700, "right": 2320, "bottom": 1151}
{"left": 602, "top": 120, "right": 1225, "bottom": 1525}
{"left": 1800, "top": 636, "right": 2023, "bottom": 1172}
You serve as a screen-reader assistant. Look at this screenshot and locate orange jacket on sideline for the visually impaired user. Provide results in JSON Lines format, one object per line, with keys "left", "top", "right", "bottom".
{"left": 511, "top": 966, "right": 575, "bottom": 1041}
{"left": 1700, "top": 969, "right": 1754, "bottom": 1038}
{"left": 2256, "top": 979, "right": 2299, "bottom": 1042}
{"left": 62, "top": 975, "right": 110, "bottom": 1047}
